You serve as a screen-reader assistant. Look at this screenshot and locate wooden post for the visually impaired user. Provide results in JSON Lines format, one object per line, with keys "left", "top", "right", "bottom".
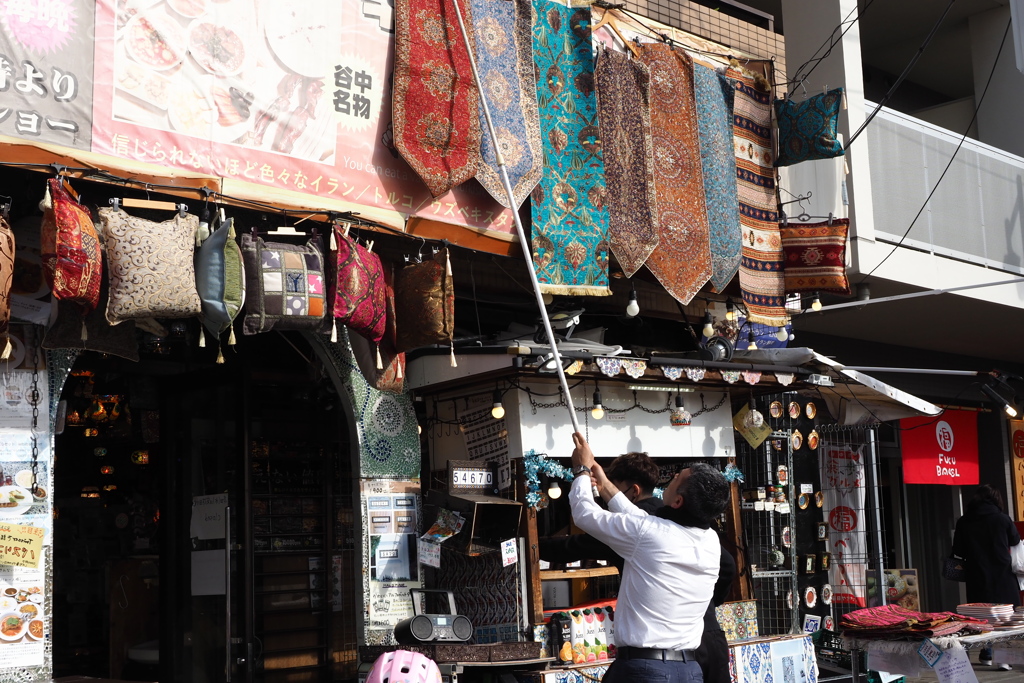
{"left": 518, "top": 467, "right": 545, "bottom": 626}
{"left": 724, "top": 479, "right": 751, "bottom": 601}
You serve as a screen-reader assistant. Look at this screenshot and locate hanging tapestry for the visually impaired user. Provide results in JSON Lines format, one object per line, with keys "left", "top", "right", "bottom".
{"left": 393, "top": 0, "right": 481, "bottom": 197}
{"left": 693, "top": 62, "right": 741, "bottom": 293}
{"left": 470, "top": 0, "right": 542, "bottom": 208}
{"left": 781, "top": 218, "right": 851, "bottom": 295}
{"left": 531, "top": 0, "right": 611, "bottom": 296}
{"left": 594, "top": 48, "right": 659, "bottom": 279}
{"left": 639, "top": 44, "right": 711, "bottom": 304}
{"left": 775, "top": 88, "right": 845, "bottom": 167}
{"left": 730, "top": 64, "right": 785, "bottom": 325}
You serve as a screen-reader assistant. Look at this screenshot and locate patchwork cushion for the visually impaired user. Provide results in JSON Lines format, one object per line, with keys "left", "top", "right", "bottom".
{"left": 195, "top": 217, "right": 246, "bottom": 337}
{"left": 394, "top": 247, "right": 454, "bottom": 353}
{"left": 0, "top": 217, "right": 12, "bottom": 356}
{"left": 40, "top": 178, "right": 103, "bottom": 312}
{"left": 329, "top": 227, "right": 386, "bottom": 344}
{"left": 774, "top": 88, "right": 845, "bottom": 167}
{"left": 241, "top": 233, "right": 326, "bottom": 334}
{"left": 781, "top": 219, "right": 850, "bottom": 295}
{"left": 99, "top": 208, "right": 202, "bottom": 324}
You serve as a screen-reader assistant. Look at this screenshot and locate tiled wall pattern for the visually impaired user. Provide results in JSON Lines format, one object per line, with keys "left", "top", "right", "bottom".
{"left": 625, "top": 0, "right": 786, "bottom": 83}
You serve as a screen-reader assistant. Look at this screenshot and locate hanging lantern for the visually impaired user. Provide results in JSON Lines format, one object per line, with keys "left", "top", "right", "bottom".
{"left": 670, "top": 394, "right": 691, "bottom": 427}
{"left": 100, "top": 465, "right": 115, "bottom": 475}
{"left": 131, "top": 450, "right": 150, "bottom": 465}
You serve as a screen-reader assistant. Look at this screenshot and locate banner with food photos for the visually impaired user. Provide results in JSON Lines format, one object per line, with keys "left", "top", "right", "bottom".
{"left": 0, "top": 0, "right": 514, "bottom": 233}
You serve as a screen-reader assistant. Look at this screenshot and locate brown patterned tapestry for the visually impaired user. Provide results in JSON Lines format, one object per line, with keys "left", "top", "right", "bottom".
{"left": 729, "top": 63, "right": 785, "bottom": 325}
{"left": 639, "top": 44, "right": 711, "bottom": 304}
{"left": 394, "top": 0, "right": 481, "bottom": 197}
{"left": 595, "top": 48, "right": 659, "bottom": 279}
{"left": 470, "top": 0, "right": 542, "bottom": 208}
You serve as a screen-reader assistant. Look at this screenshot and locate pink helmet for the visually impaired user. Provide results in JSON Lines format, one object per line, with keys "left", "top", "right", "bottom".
{"left": 367, "top": 649, "right": 443, "bottom": 683}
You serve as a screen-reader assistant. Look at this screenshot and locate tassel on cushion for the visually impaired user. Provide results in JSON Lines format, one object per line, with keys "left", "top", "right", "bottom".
{"left": 445, "top": 249, "right": 452, "bottom": 277}
{"left": 81, "top": 321, "right": 88, "bottom": 341}
{"left": 330, "top": 229, "right": 337, "bottom": 251}
{"left": 0, "top": 339, "right": 10, "bottom": 360}
{"left": 376, "top": 346, "right": 384, "bottom": 370}
{"left": 330, "top": 319, "right": 338, "bottom": 343}
{"left": 198, "top": 327, "right": 206, "bottom": 348}
{"left": 396, "top": 360, "right": 404, "bottom": 380}
{"left": 450, "top": 343, "right": 457, "bottom": 368}
{"left": 216, "top": 342, "right": 224, "bottom": 364}
{"left": 228, "top": 325, "right": 236, "bottom": 346}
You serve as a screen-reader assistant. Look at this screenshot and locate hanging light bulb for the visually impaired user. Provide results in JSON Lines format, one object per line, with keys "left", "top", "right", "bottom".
{"left": 591, "top": 388, "right": 605, "bottom": 420}
{"left": 788, "top": 330, "right": 796, "bottom": 342}
{"left": 547, "top": 479, "right": 563, "bottom": 500}
{"left": 625, "top": 289, "right": 640, "bottom": 318}
{"left": 491, "top": 389, "right": 505, "bottom": 420}
{"left": 702, "top": 311, "right": 715, "bottom": 338}
{"left": 775, "top": 326, "right": 789, "bottom": 342}
{"left": 726, "top": 302, "right": 736, "bottom": 321}
{"left": 811, "top": 294, "right": 822, "bottom": 312}
{"left": 746, "top": 329, "right": 757, "bottom": 351}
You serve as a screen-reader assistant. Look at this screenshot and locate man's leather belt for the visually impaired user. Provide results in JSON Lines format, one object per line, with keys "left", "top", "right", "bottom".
{"left": 615, "top": 646, "right": 697, "bottom": 662}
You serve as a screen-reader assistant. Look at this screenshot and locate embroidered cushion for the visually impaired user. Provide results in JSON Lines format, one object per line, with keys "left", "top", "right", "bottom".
{"left": 774, "top": 88, "right": 845, "bottom": 167}
{"left": 42, "top": 266, "right": 140, "bottom": 362}
{"left": 0, "top": 216, "right": 12, "bottom": 357}
{"left": 39, "top": 178, "right": 103, "bottom": 312}
{"left": 195, "top": 217, "right": 246, "bottom": 338}
{"left": 781, "top": 219, "right": 850, "bottom": 295}
{"left": 99, "top": 208, "right": 202, "bottom": 324}
{"left": 329, "top": 227, "right": 386, "bottom": 345}
{"left": 350, "top": 262, "right": 405, "bottom": 393}
{"left": 241, "top": 233, "right": 326, "bottom": 334}
{"left": 394, "top": 247, "right": 454, "bottom": 353}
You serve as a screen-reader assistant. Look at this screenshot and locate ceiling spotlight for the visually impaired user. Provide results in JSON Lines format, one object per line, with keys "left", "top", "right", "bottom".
{"left": 981, "top": 384, "right": 1017, "bottom": 418}
{"left": 491, "top": 389, "right": 505, "bottom": 420}
{"left": 591, "top": 389, "right": 605, "bottom": 420}
{"left": 746, "top": 329, "right": 757, "bottom": 351}
{"left": 626, "top": 289, "right": 640, "bottom": 318}
{"left": 775, "top": 326, "right": 789, "bottom": 342}
{"left": 811, "top": 295, "right": 822, "bottom": 312}
{"left": 702, "top": 311, "right": 714, "bottom": 338}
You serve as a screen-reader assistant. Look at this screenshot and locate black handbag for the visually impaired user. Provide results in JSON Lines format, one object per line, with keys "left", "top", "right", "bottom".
{"left": 942, "top": 554, "right": 966, "bottom": 582}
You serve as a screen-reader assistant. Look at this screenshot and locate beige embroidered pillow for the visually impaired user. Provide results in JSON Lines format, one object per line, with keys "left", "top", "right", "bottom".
{"left": 98, "top": 208, "right": 202, "bottom": 324}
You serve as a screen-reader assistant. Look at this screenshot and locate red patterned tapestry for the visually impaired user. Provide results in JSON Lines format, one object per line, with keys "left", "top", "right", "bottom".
{"left": 781, "top": 219, "right": 850, "bottom": 295}
{"left": 595, "top": 48, "right": 659, "bottom": 279}
{"left": 639, "top": 44, "right": 711, "bottom": 305}
{"left": 729, "top": 64, "right": 785, "bottom": 325}
{"left": 394, "top": 0, "right": 481, "bottom": 197}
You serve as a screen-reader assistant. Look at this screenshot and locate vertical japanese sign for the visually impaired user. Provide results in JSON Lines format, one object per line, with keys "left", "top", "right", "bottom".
{"left": 819, "top": 442, "right": 867, "bottom": 607}
{"left": 900, "top": 411, "right": 979, "bottom": 485}
{"left": 0, "top": 0, "right": 94, "bottom": 147}
{"left": 1008, "top": 419, "right": 1024, "bottom": 522}
{"left": 81, "top": 0, "right": 512, "bottom": 232}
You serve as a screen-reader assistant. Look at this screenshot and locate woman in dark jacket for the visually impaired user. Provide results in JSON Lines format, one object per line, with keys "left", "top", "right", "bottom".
{"left": 952, "top": 484, "right": 1021, "bottom": 668}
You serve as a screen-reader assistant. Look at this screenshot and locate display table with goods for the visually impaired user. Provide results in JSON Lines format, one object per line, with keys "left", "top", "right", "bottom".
{"left": 840, "top": 604, "right": 1024, "bottom": 681}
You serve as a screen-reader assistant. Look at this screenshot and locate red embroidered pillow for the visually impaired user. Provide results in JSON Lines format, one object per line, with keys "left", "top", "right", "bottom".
{"left": 329, "top": 227, "right": 386, "bottom": 345}
{"left": 39, "top": 178, "right": 103, "bottom": 312}
{"left": 394, "top": 247, "right": 454, "bottom": 353}
{"left": 781, "top": 219, "right": 850, "bottom": 295}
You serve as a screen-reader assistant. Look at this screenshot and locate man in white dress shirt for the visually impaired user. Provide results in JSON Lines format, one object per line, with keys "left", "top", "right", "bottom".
{"left": 569, "top": 432, "right": 729, "bottom": 683}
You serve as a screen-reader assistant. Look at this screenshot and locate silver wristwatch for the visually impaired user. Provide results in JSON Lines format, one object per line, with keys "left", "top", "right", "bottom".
{"left": 572, "top": 465, "right": 592, "bottom": 477}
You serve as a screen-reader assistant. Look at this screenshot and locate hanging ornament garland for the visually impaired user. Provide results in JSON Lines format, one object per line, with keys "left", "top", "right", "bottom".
{"left": 523, "top": 450, "right": 574, "bottom": 509}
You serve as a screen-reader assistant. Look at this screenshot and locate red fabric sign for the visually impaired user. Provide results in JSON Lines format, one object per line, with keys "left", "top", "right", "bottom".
{"left": 901, "top": 410, "right": 979, "bottom": 485}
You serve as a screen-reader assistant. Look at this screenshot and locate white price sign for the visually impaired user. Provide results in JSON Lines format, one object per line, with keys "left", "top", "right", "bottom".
{"left": 501, "top": 538, "right": 518, "bottom": 567}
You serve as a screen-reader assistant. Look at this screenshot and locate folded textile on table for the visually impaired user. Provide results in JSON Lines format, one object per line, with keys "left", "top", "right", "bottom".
{"left": 840, "top": 604, "right": 992, "bottom": 639}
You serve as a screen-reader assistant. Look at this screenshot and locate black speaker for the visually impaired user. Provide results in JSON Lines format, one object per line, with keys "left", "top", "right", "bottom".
{"left": 393, "top": 589, "right": 474, "bottom": 644}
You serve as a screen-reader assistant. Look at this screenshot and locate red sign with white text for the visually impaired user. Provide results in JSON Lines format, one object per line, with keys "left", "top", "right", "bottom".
{"left": 900, "top": 410, "right": 979, "bottom": 485}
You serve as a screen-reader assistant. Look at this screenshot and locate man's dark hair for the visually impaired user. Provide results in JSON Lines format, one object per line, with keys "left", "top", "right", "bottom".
{"left": 681, "top": 463, "right": 731, "bottom": 525}
{"left": 604, "top": 452, "right": 660, "bottom": 495}
{"left": 969, "top": 484, "right": 1005, "bottom": 513}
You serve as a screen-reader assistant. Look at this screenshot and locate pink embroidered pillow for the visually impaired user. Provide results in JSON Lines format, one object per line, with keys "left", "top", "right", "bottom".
{"left": 329, "top": 227, "right": 386, "bottom": 345}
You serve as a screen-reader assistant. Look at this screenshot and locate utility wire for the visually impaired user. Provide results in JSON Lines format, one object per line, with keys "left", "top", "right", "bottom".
{"left": 857, "top": 17, "right": 1012, "bottom": 284}
{"left": 786, "top": 0, "right": 877, "bottom": 89}
{"left": 845, "top": 0, "right": 957, "bottom": 150}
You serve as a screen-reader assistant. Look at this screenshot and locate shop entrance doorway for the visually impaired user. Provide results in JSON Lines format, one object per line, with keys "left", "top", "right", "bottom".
{"left": 51, "top": 332, "right": 360, "bottom": 682}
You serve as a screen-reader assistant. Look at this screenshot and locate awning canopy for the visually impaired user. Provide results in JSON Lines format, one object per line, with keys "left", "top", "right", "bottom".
{"left": 736, "top": 348, "right": 943, "bottom": 424}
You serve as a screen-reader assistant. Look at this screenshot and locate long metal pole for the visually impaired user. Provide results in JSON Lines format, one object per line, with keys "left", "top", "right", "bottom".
{"left": 449, "top": 0, "right": 581, "bottom": 433}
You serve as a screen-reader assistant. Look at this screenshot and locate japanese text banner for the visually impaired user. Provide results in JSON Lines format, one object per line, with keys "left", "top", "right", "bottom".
{"left": 1, "top": 0, "right": 514, "bottom": 234}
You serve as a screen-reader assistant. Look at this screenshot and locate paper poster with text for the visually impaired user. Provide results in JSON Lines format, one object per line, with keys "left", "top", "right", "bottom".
{"left": 0, "top": 554, "right": 46, "bottom": 667}
{"left": 85, "top": 0, "right": 512, "bottom": 232}
{"left": 819, "top": 442, "right": 868, "bottom": 607}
